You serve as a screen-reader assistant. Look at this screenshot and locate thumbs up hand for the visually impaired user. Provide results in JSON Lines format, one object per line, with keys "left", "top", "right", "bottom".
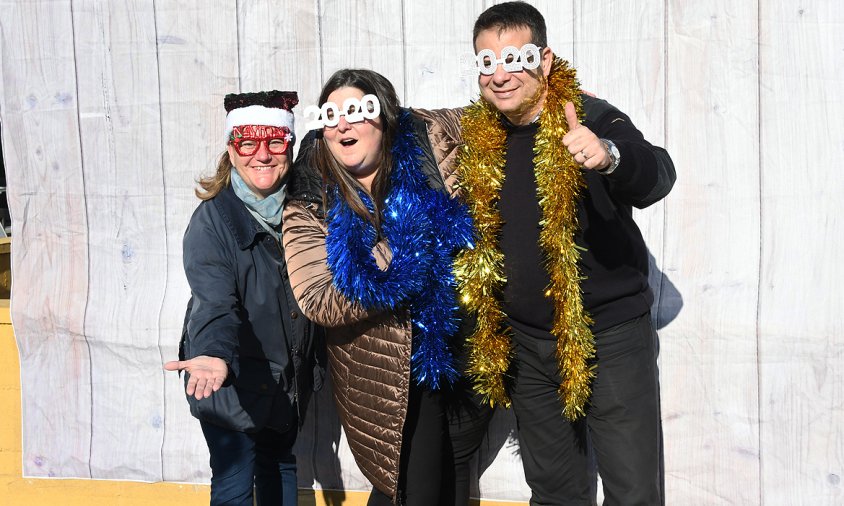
{"left": 562, "top": 101, "right": 610, "bottom": 171}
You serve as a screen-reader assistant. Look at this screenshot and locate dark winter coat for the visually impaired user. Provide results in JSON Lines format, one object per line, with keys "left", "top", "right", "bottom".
{"left": 180, "top": 183, "right": 324, "bottom": 433}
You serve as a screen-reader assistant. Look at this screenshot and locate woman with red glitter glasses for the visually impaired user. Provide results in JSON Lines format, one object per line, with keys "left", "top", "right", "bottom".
{"left": 165, "top": 90, "right": 324, "bottom": 506}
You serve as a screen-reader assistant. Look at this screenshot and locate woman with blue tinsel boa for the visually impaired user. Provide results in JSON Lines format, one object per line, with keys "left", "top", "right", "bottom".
{"left": 282, "top": 68, "right": 472, "bottom": 506}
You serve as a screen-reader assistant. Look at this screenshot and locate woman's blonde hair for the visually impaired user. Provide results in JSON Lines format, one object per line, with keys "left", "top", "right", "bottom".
{"left": 195, "top": 151, "right": 232, "bottom": 201}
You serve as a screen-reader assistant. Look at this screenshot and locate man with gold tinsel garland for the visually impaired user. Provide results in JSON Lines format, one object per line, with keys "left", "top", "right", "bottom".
{"left": 447, "top": 2, "right": 676, "bottom": 505}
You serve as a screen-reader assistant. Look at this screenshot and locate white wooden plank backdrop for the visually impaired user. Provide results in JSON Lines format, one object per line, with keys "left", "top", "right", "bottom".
{"left": 1, "top": 0, "right": 842, "bottom": 503}
{"left": 663, "top": 2, "right": 762, "bottom": 503}
{"left": 1, "top": 0, "right": 93, "bottom": 480}
{"left": 759, "top": 2, "right": 844, "bottom": 504}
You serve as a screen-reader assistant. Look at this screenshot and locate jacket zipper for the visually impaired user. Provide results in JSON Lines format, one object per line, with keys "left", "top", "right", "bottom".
{"left": 274, "top": 236, "right": 302, "bottom": 424}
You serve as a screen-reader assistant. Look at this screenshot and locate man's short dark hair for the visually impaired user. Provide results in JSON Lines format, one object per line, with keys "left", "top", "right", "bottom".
{"left": 473, "top": 1, "right": 548, "bottom": 49}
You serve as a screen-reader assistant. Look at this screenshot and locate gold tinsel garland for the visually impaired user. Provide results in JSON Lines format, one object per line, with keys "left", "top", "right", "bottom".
{"left": 454, "top": 57, "right": 596, "bottom": 420}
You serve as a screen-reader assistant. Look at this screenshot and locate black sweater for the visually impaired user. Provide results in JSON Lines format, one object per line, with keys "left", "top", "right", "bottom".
{"left": 500, "top": 96, "right": 675, "bottom": 336}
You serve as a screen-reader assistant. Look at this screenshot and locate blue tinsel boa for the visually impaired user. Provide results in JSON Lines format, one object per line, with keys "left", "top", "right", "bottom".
{"left": 325, "top": 110, "right": 474, "bottom": 390}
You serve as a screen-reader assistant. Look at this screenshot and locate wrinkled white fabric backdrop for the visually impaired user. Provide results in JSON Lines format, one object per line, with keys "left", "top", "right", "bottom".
{"left": 1, "top": 0, "right": 842, "bottom": 503}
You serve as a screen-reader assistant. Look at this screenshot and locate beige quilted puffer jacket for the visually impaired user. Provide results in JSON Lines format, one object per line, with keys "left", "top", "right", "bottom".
{"left": 282, "top": 108, "right": 463, "bottom": 502}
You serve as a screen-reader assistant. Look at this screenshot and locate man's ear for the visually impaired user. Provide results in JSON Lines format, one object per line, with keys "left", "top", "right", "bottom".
{"left": 541, "top": 46, "right": 554, "bottom": 77}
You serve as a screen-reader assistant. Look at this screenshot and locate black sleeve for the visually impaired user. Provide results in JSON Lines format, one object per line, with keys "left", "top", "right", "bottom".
{"left": 288, "top": 130, "right": 325, "bottom": 211}
{"left": 582, "top": 95, "right": 676, "bottom": 209}
{"left": 182, "top": 204, "right": 242, "bottom": 376}
{"left": 409, "top": 110, "right": 446, "bottom": 194}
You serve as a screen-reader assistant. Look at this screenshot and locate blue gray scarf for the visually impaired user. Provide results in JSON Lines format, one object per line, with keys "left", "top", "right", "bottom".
{"left": 230, "top": 169, "right": 286, "bottom": 237}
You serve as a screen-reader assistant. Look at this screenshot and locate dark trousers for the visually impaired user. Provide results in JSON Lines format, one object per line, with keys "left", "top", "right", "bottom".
{"left": 200, "top": 420, "right": 299, "bottom": 506}
{"left": 510, "top": 313, "right": 663, "bottom": 506}
{"left": 368, "top": 382, "right": 449, "bottom": 506}
{"left": 444, "top": 379, "right": 496, "bottom": 506}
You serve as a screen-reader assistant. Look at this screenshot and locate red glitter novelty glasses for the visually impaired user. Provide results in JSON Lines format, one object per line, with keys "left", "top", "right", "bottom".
{"left": 229, "top": 125, "right": 292, "bottom": 157}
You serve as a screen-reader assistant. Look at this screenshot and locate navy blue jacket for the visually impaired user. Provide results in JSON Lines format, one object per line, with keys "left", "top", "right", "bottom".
{"left": 180, "top": 184, "right": 324, "bottom": 432}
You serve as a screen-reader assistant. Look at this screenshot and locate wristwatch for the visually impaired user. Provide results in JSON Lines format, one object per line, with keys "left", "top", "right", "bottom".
{"left": 598, "top": 139, "right": 620, "bottom": 175}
